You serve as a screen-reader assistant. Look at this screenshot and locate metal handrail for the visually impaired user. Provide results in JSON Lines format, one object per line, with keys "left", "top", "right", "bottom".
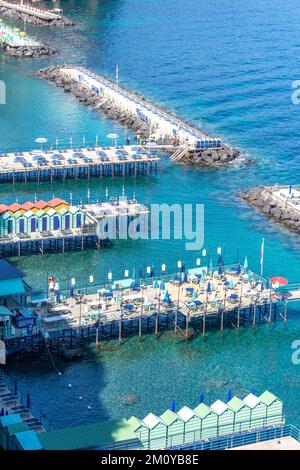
{"left": 0, "top": 368, "right": 51, "bottom": 430}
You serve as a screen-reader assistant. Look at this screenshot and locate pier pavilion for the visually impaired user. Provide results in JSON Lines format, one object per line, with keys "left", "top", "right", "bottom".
{"left": 0, "top": 196, "right": 149, "bottom": 257}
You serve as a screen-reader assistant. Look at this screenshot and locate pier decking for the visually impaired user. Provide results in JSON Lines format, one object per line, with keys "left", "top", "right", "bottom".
{"left": 1, "top": 264, "right": 288, "bottom": 357}
{"left": 0, "top": 145, "right": 160, "bottom": 184}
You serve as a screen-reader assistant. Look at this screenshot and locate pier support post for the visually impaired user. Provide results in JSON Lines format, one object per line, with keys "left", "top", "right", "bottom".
{"left": 118, "top": 317, "right": 122, "bottom": 342}
{"left": 202, "top": 312, "right": 206, "bottom": 337}
{"left": 185, "top": 313, "right": 189, "bottom": 339}
{"left": 96, "top": 326, "right": 99, "bottom": 349}
{"left": 284, "top": 300, "right": 287, "bottom": 327}
{"left": 237, "top": 305, "right": 240, "bottom": 328}
{"left": 221, "top": 310, "right": 224, "bottom": 332}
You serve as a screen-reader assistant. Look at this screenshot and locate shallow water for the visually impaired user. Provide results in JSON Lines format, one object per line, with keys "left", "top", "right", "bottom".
{"left": 1, "top": 0, "right": 300, "bottom": 428}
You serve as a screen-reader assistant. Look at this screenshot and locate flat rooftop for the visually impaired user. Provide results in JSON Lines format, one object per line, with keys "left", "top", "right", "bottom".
{"left": 232, "top": 436, "right": 300, "bottom": 450}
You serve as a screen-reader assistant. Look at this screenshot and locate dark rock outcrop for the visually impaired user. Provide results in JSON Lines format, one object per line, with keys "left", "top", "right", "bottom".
{"left": 0, "top": 5, "right": 74, "bottom": 27}
{"left": 242, "top": 186, "right": 300, "bottom": 234}
{"left": 3, "top": 43, "right": 56, "bottom": 58}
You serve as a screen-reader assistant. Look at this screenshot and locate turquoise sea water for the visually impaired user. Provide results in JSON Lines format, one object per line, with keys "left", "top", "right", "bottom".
{"left": 1, "top": 0, "right": 300, "bottom": 428}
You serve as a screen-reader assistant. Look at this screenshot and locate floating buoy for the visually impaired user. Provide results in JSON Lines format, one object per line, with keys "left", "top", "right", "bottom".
{"left": 88, "top": 405, "right": 91, "bottom": 410}
{"left": 79, "top": 396, "right": 82, "bottom": 400}
{"left": 68, "top": 383, "right": 72, "bottom": 388}
{"left": 58, "top": 372, "right": 62, "bottom": 376}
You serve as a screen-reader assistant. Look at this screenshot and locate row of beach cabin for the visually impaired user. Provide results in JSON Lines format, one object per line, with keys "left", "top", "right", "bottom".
{"left": 128, "top": 391, "right": 283, "bottom": 450}
{"left": 0, "top": 198, "right": 85, "bottom": 236}
{"left": 0, "top": 390, "right": 284, "bottom": 450}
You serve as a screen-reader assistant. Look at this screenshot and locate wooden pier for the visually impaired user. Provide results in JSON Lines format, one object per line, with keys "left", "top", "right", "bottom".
{"left": 0, "top": 145, "right": 160, "bottom": 184}
{"left": 1, "top": 264, "right": 286, "bottom": 358}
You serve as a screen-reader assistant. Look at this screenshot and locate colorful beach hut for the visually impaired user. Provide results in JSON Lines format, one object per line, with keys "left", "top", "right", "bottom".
{"left": 259, "top": 391, "right": 283, "bottom": 427}
{"left": 210, "top": 399, "right": 235, "bottom": 436}
{"left": 243, "top": 393, "right": 268, "bottom": 429}
{"left": 127, "top": 416, "right": 149, "bottom": 448}
{"left": 142, "top": 413, "right": 167, "bottom": 449}
{"left": 177, "top": 406, "right": 202, "bottom": 443}
{"left": 227, "top": 396, "right": 251, "bottom": 433}
{"left": 194, "top": 402, "right": 218, "bottom": 439}
{"left": 160, "top": 409, "right": 184, "bottom": 447}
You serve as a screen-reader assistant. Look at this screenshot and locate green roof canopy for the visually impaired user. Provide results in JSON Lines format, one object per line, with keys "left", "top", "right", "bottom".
{"left": 39, "top": 419, "right": 138, "bottom": 450}
{"left": 259, "top": 390, "right": 278, "bottom": 406}
{"left": 227, "top": 396, "right": 246, "bottom": 412}
{"left": 160, "top": 410, "right": 180, "bottom": 426}
{"left": 194, "top": 403, "right": 212, "bottom": 419}
{"left": 0, "top": 278, "right": 25, "bottom": 296}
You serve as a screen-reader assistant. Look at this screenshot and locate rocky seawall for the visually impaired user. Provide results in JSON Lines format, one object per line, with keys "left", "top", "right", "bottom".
{"left": 2, "top": 43, "right": 56, "bottom": 58}
{"left": 182, "top": 147, "right": 241, "bottom": 167}
{"left": 242, "top": 186, "right": 300, "bottom": 233}
{"left": 38, "top": 66, "right": 242, "bottom": 168}
{"left": 0, "top": 5, "right": 74, "bottom": 27}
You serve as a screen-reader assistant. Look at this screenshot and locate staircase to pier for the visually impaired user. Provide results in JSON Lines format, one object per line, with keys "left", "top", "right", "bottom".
{"left": 170, "top": 145, "right": 189, "bottom": 162}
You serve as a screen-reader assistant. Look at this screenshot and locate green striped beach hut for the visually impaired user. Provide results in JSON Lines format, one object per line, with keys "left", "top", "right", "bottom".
{"left": 259, "top": 391, "right": 283, "bottom": 427}
{"left": 142, "top": 413, "right": 168, "bottom": 450}
{"left": 127, "top": 416, "right": 149, "bottom": 449}
{"left": 160, "top": 409, "right": 184, "bottom": 447}
{"left": 227, "top": 396, "right": 251, "bottom": 433}
{"left": 194, "top": 403, "right": 218, "bottom": 439}
{"left": 177, "top": 406, "right": 202, "bottom": 443}
{"left": 243, "top": 393, "right": 267, "bottom": 429}
{"left": 210, "top": 399, "right": 235, "bottom": 436}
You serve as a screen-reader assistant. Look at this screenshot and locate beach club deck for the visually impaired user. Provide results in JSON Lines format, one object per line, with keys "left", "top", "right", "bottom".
{"left": 0, "top": 145, "right": 160, "bottom": 184}
{"left": 1, "top": 263, "right": 289, "bottom": 356}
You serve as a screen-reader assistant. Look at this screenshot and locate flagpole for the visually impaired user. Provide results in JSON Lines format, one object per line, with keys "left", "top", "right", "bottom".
{"left": 260, "top": 238, "right": 265, "bottom": 277}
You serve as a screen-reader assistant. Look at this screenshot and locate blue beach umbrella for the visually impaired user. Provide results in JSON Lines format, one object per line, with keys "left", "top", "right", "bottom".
{"left": 207, "top": 282, "right": 212, "bottom": 293}
{"left": 218, "top": 264, "right": 223, "bottom": 275}
{"left": 251, "top": 385, "right": 256, "bottom": 396}
{"left": 150, "top": 267, "right": 155, "bottom": 278}
{"left": 163, "top": 291, "right": 171, "bottom": 303}
{"left": 243, "top": 256, "right": 248, "bottom": 271}
{"left": 218, "top": 255, "right": 223, "bottom": 266}
{"left": 171, "top": 400, "right": 176, "bottom": 412}
{"left": 160, "top": 280, "right": 165, "bottom": 291}
{"left": 181, "top": 262, "right": 186, "bottom": 273}
{"left": 153, "top": 277, "right": 159, "bottom": 289}
{"left": 183, "top": 271, "right": 188, "bottom": 283}
{"left": 199, "top": 392, "right": 204, "bottom": 404}
{"left": 227, "top": 389, "right": 232, "bottom": 401}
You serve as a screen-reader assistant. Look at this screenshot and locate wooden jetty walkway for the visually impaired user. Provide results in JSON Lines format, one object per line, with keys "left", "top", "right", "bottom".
{"left": 0, "top": 145, "right": 160, "bottom": 184}
{"left": 1, "top": 264, "right": 290, "bottom": 358}
{"left": 0, "top": 0, "right": 73, "bottom": 26}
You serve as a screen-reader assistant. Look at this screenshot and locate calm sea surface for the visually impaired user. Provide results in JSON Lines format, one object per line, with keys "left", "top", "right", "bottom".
{"left": 1, "top": 0, "right": 300, "bottom": 428}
